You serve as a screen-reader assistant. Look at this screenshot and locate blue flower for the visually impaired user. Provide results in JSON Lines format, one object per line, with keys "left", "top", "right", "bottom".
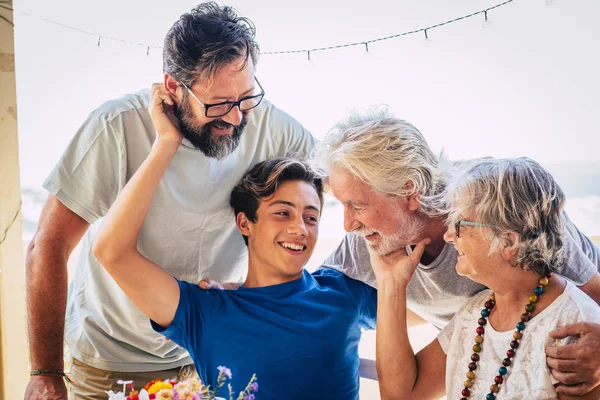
{"left": 244, "top": 394, "right": 255, "bottom": 400}
{"left": 250, "top": 382, "right": 259, "bottom": 392}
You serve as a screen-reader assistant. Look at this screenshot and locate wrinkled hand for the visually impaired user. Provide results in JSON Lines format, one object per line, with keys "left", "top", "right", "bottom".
{"left": 546, "top": 322, "right": 600, "bottom": 396}
{"left": 369, "top": 238, "right": 430, "bottom": 286}
{"left": 24, "top": 375, "right": 67, "bottom": 400}
{"left": 198, "top": 278, "right": 240, "bottom": 290}
{"left": 150, "top": 83, "right": 182, "bottom": 145}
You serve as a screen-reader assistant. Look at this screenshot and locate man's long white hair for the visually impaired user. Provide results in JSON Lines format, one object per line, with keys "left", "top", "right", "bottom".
{"left": 311, "top": 106, "right": 448, "bottom": 218}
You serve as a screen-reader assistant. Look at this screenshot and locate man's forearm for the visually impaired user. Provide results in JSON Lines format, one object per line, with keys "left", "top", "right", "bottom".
{"left": 376, "top": 278, "right": 417, "bottom": 399}
{"left": 25, "top": 242, "right": 69, "bottom": 370}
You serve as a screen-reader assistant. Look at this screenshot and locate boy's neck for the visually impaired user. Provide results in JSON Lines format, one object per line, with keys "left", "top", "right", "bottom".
{"left": 243, "top": 264, "right": 304, "bottom": 288}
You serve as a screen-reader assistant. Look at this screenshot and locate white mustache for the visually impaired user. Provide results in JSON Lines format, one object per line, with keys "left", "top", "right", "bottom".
{"left": 354, "top": 226, "right": 377, "bottom": 237}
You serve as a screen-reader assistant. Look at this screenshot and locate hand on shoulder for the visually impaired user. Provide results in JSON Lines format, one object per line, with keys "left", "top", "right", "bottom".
{"left": 546, "top": 322, "right": 600, "bottom": 397}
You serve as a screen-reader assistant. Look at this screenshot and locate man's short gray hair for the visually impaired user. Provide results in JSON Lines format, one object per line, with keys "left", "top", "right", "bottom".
{"left": 445, "top": 157, "right": 566, "bottom": 277}
{"left": 163, "top": 2, "right": 259, "bottom": 85}
{"left": 312, "top": 107, "right": 447, "bottom": 218}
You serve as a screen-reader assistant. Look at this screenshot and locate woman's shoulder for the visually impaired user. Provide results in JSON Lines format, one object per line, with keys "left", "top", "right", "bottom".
{"left": 455, "top": 288, "right": 493, "bottom": 315}
{"left": 558, "top": 281, "right": 600, "bottom": 324}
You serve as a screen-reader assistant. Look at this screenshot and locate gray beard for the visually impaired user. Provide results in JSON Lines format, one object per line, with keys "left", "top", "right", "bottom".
{"left": 360, "top": 215, "right": 426, "bottom": 257}
{"left": 176, "top": 96, "right": 247, "bottom": 160}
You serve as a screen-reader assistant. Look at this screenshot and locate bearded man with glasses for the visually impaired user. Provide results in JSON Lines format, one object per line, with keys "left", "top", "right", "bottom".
{"left": 24, "top": 3, "right": 314, "bottom": 400}
{"left": 177, "top": 77, "right": 265, "bottom": 160}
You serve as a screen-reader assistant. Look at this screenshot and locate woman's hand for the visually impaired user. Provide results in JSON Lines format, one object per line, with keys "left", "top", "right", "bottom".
{"left": 150, "top": 83, "right": 183, "bottom": 145}
{"left": 370, "top": 238, "right": 431, "bottom": 287}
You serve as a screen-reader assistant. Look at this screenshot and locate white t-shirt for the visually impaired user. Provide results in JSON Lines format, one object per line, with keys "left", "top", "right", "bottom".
{"left": 43, "top": 90, "right": 315, "bottom": 372}
{"left": 438, "top": 281, "right": 600, "bottom": 399}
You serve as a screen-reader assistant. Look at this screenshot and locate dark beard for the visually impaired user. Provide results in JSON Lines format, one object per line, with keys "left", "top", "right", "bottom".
{"left": 176, "top": 96, "right": 247, "bottom": 160}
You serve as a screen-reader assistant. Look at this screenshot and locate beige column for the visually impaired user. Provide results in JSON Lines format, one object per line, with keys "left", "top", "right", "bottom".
{"left": 0, "top": 0, "right": 29, "bottom": 398}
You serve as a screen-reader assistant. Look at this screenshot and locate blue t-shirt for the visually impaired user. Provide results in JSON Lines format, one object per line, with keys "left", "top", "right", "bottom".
{"left": 151, "top": 268, "right": 377, "bottom": 399}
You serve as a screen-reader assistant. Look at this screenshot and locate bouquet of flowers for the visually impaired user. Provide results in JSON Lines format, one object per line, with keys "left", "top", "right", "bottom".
{"left": 106, "top": 366, "right": 258, "bottom": 400}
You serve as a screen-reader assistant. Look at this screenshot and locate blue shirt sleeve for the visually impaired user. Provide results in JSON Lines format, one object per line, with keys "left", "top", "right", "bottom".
{"left": 150, "top": 279, "right": 224, "bottom": 355}
{"left": 315, "top": 267, "right": 378, "bottom": 330}
{"left": 345, "top": 275, "right": 378, "bottom": 330}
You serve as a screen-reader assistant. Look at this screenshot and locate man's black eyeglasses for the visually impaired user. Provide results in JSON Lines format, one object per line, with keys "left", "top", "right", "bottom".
{"left": 182, "top": 77, "right": 265, "bottom": 118}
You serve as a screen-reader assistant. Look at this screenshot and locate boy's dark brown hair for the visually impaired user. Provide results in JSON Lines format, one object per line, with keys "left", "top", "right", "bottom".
{"left": 230, "top": 158, "right": 324, "bottom": 245}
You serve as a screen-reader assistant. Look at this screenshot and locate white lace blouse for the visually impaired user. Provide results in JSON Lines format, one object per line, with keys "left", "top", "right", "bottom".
{"left": 438, "top": 281, "right": 600, "bottom": 399}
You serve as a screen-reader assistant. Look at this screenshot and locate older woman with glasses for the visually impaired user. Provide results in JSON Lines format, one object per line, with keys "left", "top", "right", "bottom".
{"left": 372, "top": 157, "right": 600, "bottom": 400}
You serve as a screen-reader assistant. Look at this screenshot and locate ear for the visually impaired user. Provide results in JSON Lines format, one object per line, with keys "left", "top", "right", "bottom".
{"left": 236, "top": 212, "right": 252, "bottom": 237}
{"left": 164, "top": 73, "right": 182, "bottom": 101}
{"left": 407, "top": 192, "right": 421, "bottom": 211}
{"left": 500, "top": 232, "right": 521, "bottom": 261}
{"left": 403, "top": 181, "right": 421, "bottom": 211}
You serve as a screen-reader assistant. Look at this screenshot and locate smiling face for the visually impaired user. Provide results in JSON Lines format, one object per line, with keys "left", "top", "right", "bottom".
{"left": 328, "top": 166, "right": 426, "bottom": 256}
{"left": 166, "top": 57, "right": 258, "bottom": 159}
{"left": 240, "top": 180, "right": 321, "bottom": 285}
{"left": 443, "top": 214, "right": 502, "bottom": 283}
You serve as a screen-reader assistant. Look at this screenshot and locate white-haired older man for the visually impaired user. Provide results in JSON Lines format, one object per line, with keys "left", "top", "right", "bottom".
{"left": 313, "top": 107, "right": 600, "bottom": 397}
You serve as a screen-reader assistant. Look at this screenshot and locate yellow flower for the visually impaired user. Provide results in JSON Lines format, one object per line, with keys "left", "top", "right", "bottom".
{"left": 175, "top": 377, "right": 208, "bottom": 396}
{"left": 156, "top": 388, "right": 174, "bottom": 400}
{"left": 147, "top": 381, "right": 173, "bottom": 394}
{"left": 188, "top": 377, "right": 208, "bottom": 394}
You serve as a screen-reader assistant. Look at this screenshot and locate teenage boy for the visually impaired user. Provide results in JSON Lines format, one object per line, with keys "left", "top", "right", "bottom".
{"left": 92, "top": 86, "right": 379, "bottom": 399}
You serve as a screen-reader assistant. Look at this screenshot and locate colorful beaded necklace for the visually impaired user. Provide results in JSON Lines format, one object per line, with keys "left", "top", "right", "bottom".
{"left": 459, "top": 274, "right": 551, "bottom": 400}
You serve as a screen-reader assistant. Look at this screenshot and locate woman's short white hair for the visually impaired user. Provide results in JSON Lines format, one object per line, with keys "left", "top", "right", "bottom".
{"left": 445, "top": 157, "right": 566, "bottom": 276}
{"left": 311, "top": 107, "right": 447, "bottom": 218}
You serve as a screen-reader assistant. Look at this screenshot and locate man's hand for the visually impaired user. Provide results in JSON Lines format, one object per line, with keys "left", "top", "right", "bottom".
{"left": 546, "top": 322, "right": 600, "bottom": 396}
{"left": 24, "top": 375, "right": 67, "bottom": 400}
{"left": 198, "top": 278, "right": 240, "bottom": 290}
{"left": 369, "top": 238, "right": 431, "bottom": 286}
{"left": 150, "top": 83, "right": 182, "bottom": 145}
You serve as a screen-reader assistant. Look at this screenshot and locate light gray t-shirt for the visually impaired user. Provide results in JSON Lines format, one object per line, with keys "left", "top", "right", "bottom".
{"left": 43, "top": 90, "right": 315, "bottom": 372}
{"left": 323, "top": 215, "right": 600, "bottom": 329}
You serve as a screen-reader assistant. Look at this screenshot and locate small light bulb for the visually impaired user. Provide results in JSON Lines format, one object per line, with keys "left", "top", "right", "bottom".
{"left": 482, "top": 11, "right": 492, "bottom": 28}
{"left": 423, "top": 29, "right": 432, "bottom": 46}
{"left": 361, "top": 43, "right": 371, "bottom": 58}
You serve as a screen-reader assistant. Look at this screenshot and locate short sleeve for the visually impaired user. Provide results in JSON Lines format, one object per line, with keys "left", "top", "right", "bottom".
{"left": 437, "top": 314, "right": 456, "bottom": 355}
{"left": 42, "top": 109, "right": 126, "bottom": 224}
{"left": 321, "top": 233, "right": 377, "bottom": 288}
{"left": 151, "top": 280, "right": 223, "bottom": 353}
{"left": 554, "top": 213, "right": 600, "bottom": 285}
{"left": 345, "top": 276, "right": 378, "bottom": 330}
{"left": 545, "top": 285, "right": 600, "bottom": 385}
{"left": 268, "top": 103, "right": 315, "bottom": 160}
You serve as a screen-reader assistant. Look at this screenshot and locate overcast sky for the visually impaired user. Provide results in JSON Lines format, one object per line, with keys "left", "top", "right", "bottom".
{"left": 12, "top": 0, "right": 600, "bottom": 188}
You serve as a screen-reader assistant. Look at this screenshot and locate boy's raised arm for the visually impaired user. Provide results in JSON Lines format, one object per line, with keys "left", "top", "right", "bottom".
{"left": 93, "top": 84, "right": 182, "bottom": 328}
